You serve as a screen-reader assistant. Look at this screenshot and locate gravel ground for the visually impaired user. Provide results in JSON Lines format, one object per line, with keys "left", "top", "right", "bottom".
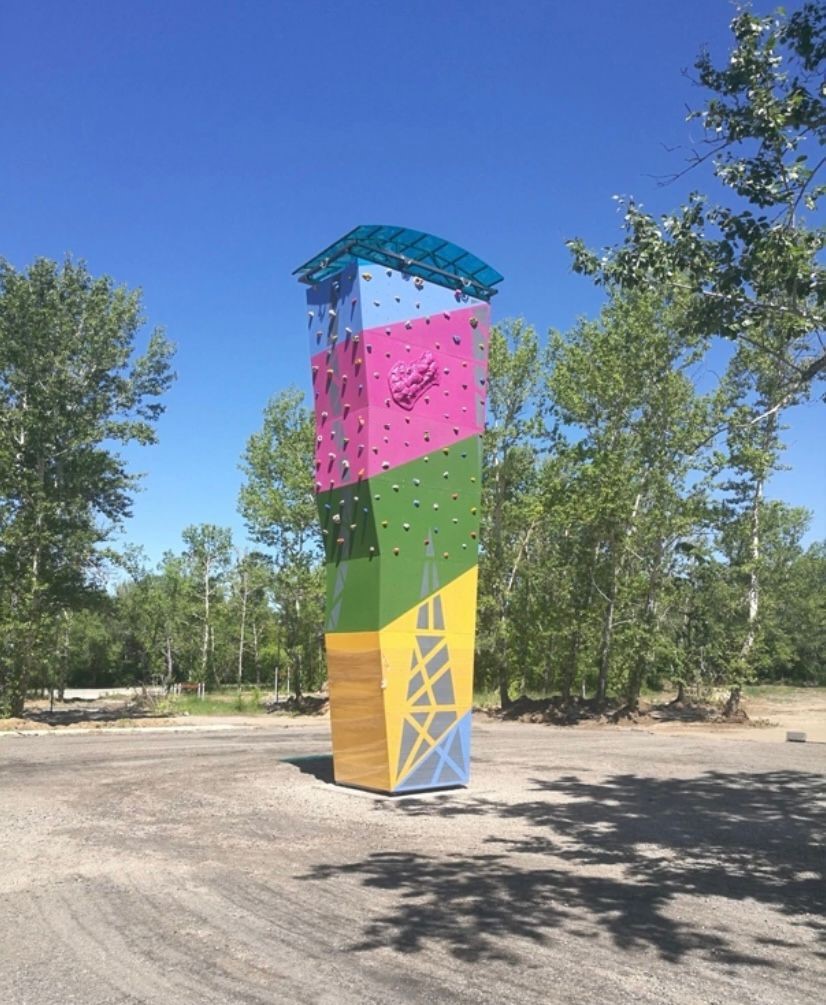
{"left": 1, "top": 718, "right": 824, "bottom": 1004}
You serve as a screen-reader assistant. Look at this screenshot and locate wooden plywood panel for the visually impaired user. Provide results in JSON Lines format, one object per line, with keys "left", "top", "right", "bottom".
{"left": 325, "top": 636, "right": 389, "bottom": 792}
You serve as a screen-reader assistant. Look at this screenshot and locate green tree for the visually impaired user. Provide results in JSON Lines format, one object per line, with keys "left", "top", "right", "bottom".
{"left": 0, "top": 258, "right": 174, "bottom": 716}
{"left": 182, "top": 524, "right": 233, "bottom": 685}
{"left": 239, "top": 388, "right": 323, "bottom": 697}
{"left": 548, "top": 291, "right": 715, "bottom": 707}
{"left": 114, "top": 548, "right": 193, "bottom": 687}
{"left": 568, "top": 4, "right": 826, "bottom": 411}
{"left": 477, "top": 320, "right": 548, "bottom": 707}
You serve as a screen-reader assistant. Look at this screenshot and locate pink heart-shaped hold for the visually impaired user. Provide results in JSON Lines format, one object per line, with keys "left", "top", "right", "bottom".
{"left": 388, "top": 351, "right": 440, "bottom": 410}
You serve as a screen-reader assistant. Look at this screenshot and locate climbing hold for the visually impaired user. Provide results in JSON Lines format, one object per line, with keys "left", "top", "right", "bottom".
{"left": 469, "top": 317, "right": 479, "bottom": 328}
{"left": 393, "top": 546, "right": 400, "bottom": 555}
{"left": 329, "top": 308, "right": 337, "bottom": 317}
{"left": 362, "top": 272, "right": 372, "bottom": 281}
{"left": 403, "top": 522, "right": 410, "bottom": 531}
{"left": 308, "top": 311, "right": 315, "bottom": 318}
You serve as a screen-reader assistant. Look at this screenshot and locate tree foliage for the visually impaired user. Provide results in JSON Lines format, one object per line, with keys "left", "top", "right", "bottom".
{"left": 0, "top": 257, "right": 174, "bottom": 715}
{"left": 567, "top": 3, "right": 826, "bottom": 414}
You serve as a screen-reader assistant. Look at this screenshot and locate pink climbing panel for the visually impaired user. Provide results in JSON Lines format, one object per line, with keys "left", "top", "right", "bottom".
{"left": 311, "top": 307, "right": 489, "bottom": 491}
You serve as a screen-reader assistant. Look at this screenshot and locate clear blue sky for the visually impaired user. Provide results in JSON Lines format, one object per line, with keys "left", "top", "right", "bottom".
{"left": 2, "top": 0, "right": 822, "bottom": 562}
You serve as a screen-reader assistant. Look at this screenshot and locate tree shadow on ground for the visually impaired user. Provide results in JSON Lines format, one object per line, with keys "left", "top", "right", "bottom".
{"left": 301, "top": 770, "right": 826, "bottom": 967}
{"left": 21, "top": 700, "right": 163, "bottom": 726}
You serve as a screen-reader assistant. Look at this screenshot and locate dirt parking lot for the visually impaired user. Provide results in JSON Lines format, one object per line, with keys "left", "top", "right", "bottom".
{"left": 1, "top": 718, "right": 824, "bottom": 1004}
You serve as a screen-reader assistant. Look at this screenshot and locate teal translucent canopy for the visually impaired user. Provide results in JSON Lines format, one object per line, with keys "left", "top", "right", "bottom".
{"left": 293, "top": 225, "right": 503, "bottom": 301}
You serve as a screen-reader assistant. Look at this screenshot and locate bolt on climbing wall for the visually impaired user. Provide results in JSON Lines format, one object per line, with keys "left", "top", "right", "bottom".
{"left": 294, "top": 226, "right": 502, "bottom": 793}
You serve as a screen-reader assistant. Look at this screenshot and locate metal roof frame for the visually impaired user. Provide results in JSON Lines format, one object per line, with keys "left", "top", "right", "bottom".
{"left": 294, "top": 225, "right": 503, "bottom": 301}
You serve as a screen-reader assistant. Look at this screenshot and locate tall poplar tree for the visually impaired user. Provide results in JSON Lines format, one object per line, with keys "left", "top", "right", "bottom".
{"left": 0, "top": 258, "right": 174, "bottom": 716}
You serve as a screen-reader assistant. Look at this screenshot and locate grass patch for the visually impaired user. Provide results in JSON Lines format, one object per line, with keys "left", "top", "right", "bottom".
{"left": 169, "top": 692, "right": 269, "bottom": 716}
{"left": 741, "top": 684, "right": 825, "bottom": 701}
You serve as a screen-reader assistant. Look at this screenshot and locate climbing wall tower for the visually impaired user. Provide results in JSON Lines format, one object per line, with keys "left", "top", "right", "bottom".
{"left": 295, "top": 226, "right": 502, "bottom": 793}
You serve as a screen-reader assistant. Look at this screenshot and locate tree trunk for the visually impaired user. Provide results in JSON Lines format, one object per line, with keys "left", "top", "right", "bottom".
{"left": 200, "top": 559, "right": 210, "bottom": 682}
{"left": 498, "top": 670, "right": 510, "bottom": 710}
{"left": 252, "top": 620, "right": 261, "bottom": 686}
{"left": 237, "top": 559, "right": 248, "bottom": 689}
{"left": 595, "top": 579, "right": 616, "bottom": 708}
{"left": 723, "top": 685, "right": 742, "bottom": 719}
{"left": 627, "top": 538, "right": 665, "bottom": 709}
{"left": 164, "top": 636, "right": 174, "bottom": 688}
{"left": 596, "top": 493, "right": 642, "bottom": 708}
{"left": 740, "top": 475, "right": 763, "bottom": 663}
